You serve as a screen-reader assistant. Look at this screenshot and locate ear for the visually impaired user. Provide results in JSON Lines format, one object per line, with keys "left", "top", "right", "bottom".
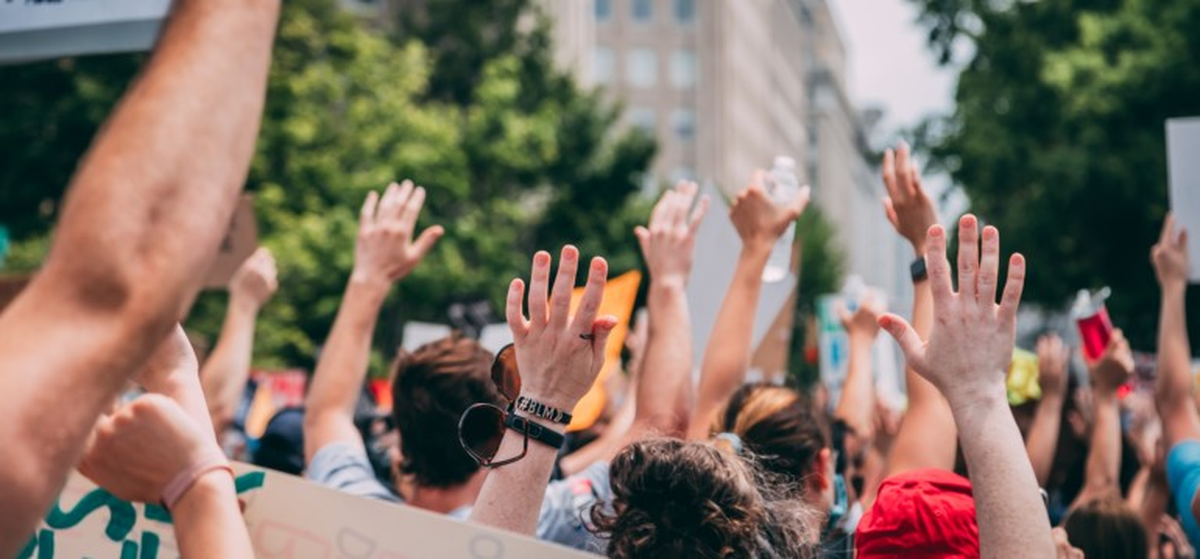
{"left": 809, "top": 448, "right": 833, "bottom": 491}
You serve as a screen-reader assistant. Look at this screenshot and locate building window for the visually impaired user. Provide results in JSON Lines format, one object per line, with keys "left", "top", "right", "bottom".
{"left": 629, "top": 107, "right": 657, "bottom": 134}
{"left": 595, "top": 0, "right": 611, "bottom": 22}
{"left": 672, "top": 108, "right": 696, "bottom": 140}
{"left": 631, "top": 0, "right": 653, "bottom": 23}
{"left": 627, "top": 49, "right": 657, "bottom": 87}
{"left": 670, "top": 49, "right": 697, "bottom": 88}
{"left": 593, "top": 47, "right": 615, "bottom": 84}
{"left": 674, "top": 0, "right": 695, "bottom": 24}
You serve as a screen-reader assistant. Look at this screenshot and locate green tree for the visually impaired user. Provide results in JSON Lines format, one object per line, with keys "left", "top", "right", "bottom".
{"left": 909, "top": 0, "right": 1200, "bottom": 349}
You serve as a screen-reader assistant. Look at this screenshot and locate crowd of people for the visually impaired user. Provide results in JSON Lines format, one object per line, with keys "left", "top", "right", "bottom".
{"left": 1, "top": 2, "right": 1196, "bottom": 558}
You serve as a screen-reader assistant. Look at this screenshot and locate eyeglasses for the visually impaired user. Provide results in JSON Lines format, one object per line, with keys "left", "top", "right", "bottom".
{"left": 457, "top": 344, "right": 529, "bottom": 468}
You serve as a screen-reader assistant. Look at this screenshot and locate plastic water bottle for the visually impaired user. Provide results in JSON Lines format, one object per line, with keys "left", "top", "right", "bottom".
{"left": 762, "top": 156, "right": 801, "bottom": 283}
{"left": 841, "top": 275, "right": 866, "bottom": 314}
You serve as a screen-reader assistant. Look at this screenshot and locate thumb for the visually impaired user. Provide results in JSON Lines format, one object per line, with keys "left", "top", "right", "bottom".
{"left": 835, "top": 299, "right": 852, "bottom": 329}
{"left": 882, "top": 197, "right": 899, "bottom": 228}
{"left": 412, "top": 225, "right": 444, "bottom": 258}
{"left": 879, "top": 313, "right": 925, "bottom": 370}
{"left": 791, "top": 185, "right": 811, "bottom": 218}
{"left": 634, "top": 226, "right": 651, "bottom": 257}
{"left": 590, "top": 315, "right": 620, "bottom": 363}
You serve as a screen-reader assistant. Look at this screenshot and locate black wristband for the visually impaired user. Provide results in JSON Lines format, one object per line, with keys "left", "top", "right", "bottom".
{"left": 514, "top": 395, "right": 573, "bottom": 426}
{"left": 910, "top": 255, "right": 928, "bottom": 283}
{"left": 505, "top": 412, "right": 565, "bottom": 450}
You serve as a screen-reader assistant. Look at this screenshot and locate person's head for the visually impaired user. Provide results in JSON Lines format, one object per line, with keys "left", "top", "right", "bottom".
{"left": 253, "top": 407, "right": 305, "bottom": 475}
{"left": 1062, "top": 497, "right": 1149, "bottom": 559}
{"left": 714, "top": 383, "right": 835, "bottom": 512}
{"left": 389, "top": 335, "right": 504, "bottom": 488}
{"left": 593, "top": 438, "right": 817, "bottom": 559}
{"left": 855, "top": 468, "right": 979, "bottom": 557}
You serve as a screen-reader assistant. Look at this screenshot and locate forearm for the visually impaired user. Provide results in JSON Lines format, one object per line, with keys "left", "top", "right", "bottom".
{"left": 954, "top": 393, "right": 1055, "bottom": 558}
{"left": 1080, "top": 392, "right": 1122, "bottom": 501}
{"left": 1139, "top": 473, "right": 1170, "bottom": 538}
{"left": 834, "top": 334, "right": 876, "bottom": 442}
{"left": 637, "top": 283, "right": 694, "bottom": 437}
{"left": 201, "top": 298, "right": 259, "bottom": 432}
{"left": 303, "top": 276, "right": 388, "bottom": 458}
{"left": 689, "top": 245, "right": 770, "bottom": 439}
{"left": 172, "top": 471, "right": 253, "bottom": 557}
{"left": 1025, "top": 392, "right": 1065, "bottom": 487}
{"left": 469, "top": 419, "right": 564, "bottom": 534}
{"left": 1156, "top": 287, "right": 1192, "bottom": 408}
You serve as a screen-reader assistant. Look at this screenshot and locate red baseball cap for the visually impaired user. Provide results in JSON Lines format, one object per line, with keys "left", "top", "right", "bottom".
{"left": 856, "top": 468, "right": 979, "bottom": 558}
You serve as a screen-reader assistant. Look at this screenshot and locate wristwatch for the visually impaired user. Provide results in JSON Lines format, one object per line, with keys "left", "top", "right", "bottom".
{"left": 910, "top": 255, "right": 928, "bottom": 283}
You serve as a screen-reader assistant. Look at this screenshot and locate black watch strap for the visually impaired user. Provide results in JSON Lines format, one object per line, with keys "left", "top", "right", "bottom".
{"left": 505, "top": 413, "right": 565, "bottom": 450}
{"left": 910, "top": 255, "right": 928, "bottom": 283}
{"left": 514, "top": 395, "right": 573, "bottom": 425}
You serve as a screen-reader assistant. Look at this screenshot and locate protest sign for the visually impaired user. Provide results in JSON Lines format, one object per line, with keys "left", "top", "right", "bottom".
{"left": 567, "top": 270, "right": 642, "bottom": 432}
{"left": 0, "top": 0, "right": 170, "bottom": 64}
{"left": 1166, "top": 117, "right": 1200, "bottom": 282}
{"left": 28, "top": 463, "right": 595, "bottom": 558}
{"left": 204, "top": 195, "right": 260, "bottom": 289}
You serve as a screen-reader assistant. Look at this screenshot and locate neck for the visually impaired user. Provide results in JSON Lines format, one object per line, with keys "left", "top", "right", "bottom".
{"left": 402, "top": 470, "right": 487, "bottom": 515}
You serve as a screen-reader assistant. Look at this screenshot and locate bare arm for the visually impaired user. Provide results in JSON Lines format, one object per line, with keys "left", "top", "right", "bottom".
{"left": 0, "top": 1, "right": 278, "bottom": 547}
{"left": 877, "top": 143, "right": 957, "bottom": 477}
{"left": 880, "top": 216, "right": 1055, "bottom": 558}
{"left": 1075, "top": 331, "right": 1134, "bottom": 505}
{"left": 202, "top": 248, "right": 278, "bottom": 433}
{"left": 834, "top": 295, "right": 883, "bottom": 443}
{"left": 688, "top": 174, "right": 808, "bottom": 439}
{"left": 1026, "top": 334, "right": 1070, "bottom": 487}
{"left": 1152, "top": 215, "right": 1198, "bottom": 448}
{"left": 303, "top": 182, "right": 442, "bottom": 462}
{"left": 469, "top": 248, "right": 617, "bottom": 534}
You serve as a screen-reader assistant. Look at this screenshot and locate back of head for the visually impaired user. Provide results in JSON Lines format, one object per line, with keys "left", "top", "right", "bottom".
{"left": 855, "top": 468, "right": 979, "bottom": 557}
{"left": 1062, "top": 497, "right": 1149, "bottom": 559}
{"left": 390, "top": 335, "right": 503, "bottom": 488}
{"left": 716, "top": 383, "right": 830, "bottom": 487}
{"left": 594, "top": 438, "right": 817, "bottom": 559}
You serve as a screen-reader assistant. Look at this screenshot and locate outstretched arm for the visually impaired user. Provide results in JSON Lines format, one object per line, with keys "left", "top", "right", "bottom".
{"left": 201, "top": 248, "right": 278, "bottom": 434}
{"left": 1152, "top": 215, "right": 1197, "bottom": 448}
{"left": 469, "top": 247, "right": 617, "bottom": 535}
{"left": 875, "top": 143, "right": 957, "bottom": 477}
{"left": 0, "top": 0, "right": 278, "bottom": 548}
{"left": 303, "top": 182, "right": 442, "bottom": 462}
{"left": 688, "top": 173, "right": 809, "bottom": 439}
{"left": 1074, "top": 331, "right": 1134, "bottom": 506}
{"left": 834, "top": 294, "right": 884, "bottom": 445}
{"left": 1026, "top": 334, "right": 1070, "bottom": 487}
{"left": 879, "top": 215, "right": 1055, "bottom": 558}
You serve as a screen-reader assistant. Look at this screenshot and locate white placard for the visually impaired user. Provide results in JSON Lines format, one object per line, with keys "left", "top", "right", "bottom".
{"left": 0, "top": 0, "right": 170, "bottom": 64}
{"left": 1167, "top": 117, "right": 1200, "bottom": 282}
{"left": 28, "top": 463, "right": 593, "bottom": 558}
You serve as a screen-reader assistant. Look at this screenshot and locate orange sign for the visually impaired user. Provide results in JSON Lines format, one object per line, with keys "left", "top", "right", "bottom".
{"left": 566, "top": 270, "right": 641, "bottom": 432}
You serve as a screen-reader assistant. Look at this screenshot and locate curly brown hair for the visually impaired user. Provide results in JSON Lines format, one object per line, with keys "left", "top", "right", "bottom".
{"left": 592, "top": 438, "right": 819, "bottom": 559}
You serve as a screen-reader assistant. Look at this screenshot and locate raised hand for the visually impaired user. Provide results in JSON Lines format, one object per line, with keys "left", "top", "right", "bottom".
{"left": 79, "top": 394, "right": 226, "bottom": 504}
{"left": 635, "top": 181, "right": 710, "bottom": 289}
{"left": 729, "top": 171, "right": 810, "bottom": 250}
{"left": 881, "top": 142, "right": 939, "bottom": 253}
{"left": 1087, "top": 329, "right": 1134, "bottom": 396}
{"left": 506, "top": 246, "right": 619, "bottom": 412}
{"left": 838, "top": 292, "right": 885, "bottom": 342}
{"left": 1152, "top": 213, "right": 1190, "bottom": 293}
{"left": 878, "top": 215, "right": 1026, "bottom": 408}
{"left": 1036, "top": 333, "right": 1070, "bottom": 399}
{"left": 229, "top": 247, "right": 278, "bottom": 311}
{"left": 353, "top": 181, "right": 444, "bottom": 286}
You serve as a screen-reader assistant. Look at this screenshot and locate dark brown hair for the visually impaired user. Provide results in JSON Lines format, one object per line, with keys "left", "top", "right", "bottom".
{"left": 716, "top": 383, "right": 831, "bottom": 486}
{"left": 592, "top": 438, "right": 818, "bottom": 559}
{"left": 390, "top": 335, "right": 504, "bottom": 488}
{"left": 1062, "top": 497, "right": 1149, "bottom": 559}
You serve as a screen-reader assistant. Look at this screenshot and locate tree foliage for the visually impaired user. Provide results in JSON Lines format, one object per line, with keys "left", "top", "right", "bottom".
{"left": 909, "top": 0, "right": 1200, "bottom": 349}
{"left": 0, "top": 0, "right": 655, "bottom": 370}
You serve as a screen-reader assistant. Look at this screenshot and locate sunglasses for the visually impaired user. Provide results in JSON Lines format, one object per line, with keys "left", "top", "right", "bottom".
{"left": 457, "top": 344, "right": 565, "bottom": 468}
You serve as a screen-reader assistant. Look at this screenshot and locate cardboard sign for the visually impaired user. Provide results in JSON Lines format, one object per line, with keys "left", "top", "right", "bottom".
{"left": 28, "top": 463, "right": 594, "bottom": 558}
{"left": 1167, "top": 117, "right": 1200, "bottom": 282}
{"left": 204, "top": 195, "right": 259, "bottom": 289}
{"left": 0, "top": 0, "right": 171, "bottom": 64}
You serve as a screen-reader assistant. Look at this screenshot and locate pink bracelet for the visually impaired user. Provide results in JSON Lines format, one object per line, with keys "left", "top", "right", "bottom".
{"left": 161, "top": 456, "right": 234, "bottom": 511}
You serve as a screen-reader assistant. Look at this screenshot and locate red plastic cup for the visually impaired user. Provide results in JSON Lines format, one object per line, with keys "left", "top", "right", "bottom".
{"left": 1073, "top": 289, "right": 1113, "bottom": 362}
